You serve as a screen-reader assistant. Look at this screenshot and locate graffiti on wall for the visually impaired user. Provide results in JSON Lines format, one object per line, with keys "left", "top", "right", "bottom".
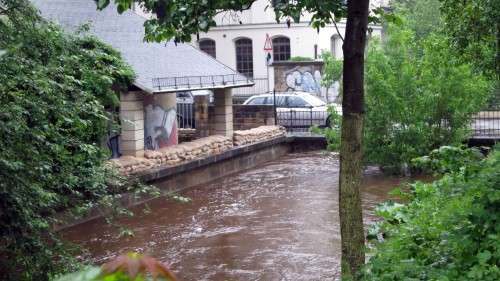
{"left": 284, "top": 67, "right": 322, "bottom": 94}
{"left": 144, "top": 102, "right": 178, "bottom": 150}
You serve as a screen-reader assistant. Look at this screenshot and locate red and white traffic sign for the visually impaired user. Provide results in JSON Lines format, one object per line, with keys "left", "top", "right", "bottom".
{"left": 264, "top": 33, "right": 273, "bottom": 51}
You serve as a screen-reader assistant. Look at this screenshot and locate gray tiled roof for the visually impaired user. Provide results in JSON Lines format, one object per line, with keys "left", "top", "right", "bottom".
{"left": 31, "top": 0, "right": 252, "bottom": 93}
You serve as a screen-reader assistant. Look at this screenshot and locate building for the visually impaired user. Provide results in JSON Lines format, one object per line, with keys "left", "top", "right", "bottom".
{"left": 32, "top": 0, "right": 252, "bottom": 157}
{"left": 192, "top": 0, "right": 386, "bottom": 101}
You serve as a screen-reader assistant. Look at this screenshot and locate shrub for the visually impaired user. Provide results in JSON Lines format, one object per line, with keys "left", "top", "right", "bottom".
{"left": 363, "top": 21, "right": 491, "bottom": 173}
{"left": 363, "top": 146, "right": 500, "bottom": 280}
{"left": 0, "top": 2, "right": 153, "bottom": 280}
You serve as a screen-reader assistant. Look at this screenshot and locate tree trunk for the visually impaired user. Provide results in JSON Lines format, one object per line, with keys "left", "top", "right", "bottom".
{"left": 339, "top": 0, "right": 370, "bottom": 280}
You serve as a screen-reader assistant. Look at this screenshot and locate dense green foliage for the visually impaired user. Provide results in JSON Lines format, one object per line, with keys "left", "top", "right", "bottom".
{"left": 391, "top": 0, "right": 441, "bottom": 40}
{"left": 320, "top": 52, "right": 343, "bottom": 90}
{"left": 363, "top": 146, "right": 500, "bottom": 280}
{"left": 363, "top": 21, "right": 490, "bottom": 172}
{"left": 320, "top": 9, "right": 491, "bottom": 171}
{"left": 439, "top": 0, "right": 499, "bottom": 79}
{"left": 0, "top": 1, "right": 149, "bottom": 280}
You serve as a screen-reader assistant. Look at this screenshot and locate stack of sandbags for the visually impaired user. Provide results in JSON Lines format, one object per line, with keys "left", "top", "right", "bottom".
{"left": 233, "top": 125, "right": 286, "bottom": 146}
{"left": 108, "top": 156, "right": 158, "bottom": 176}
{"left": 143, "top": 147, "right": 183, "bottom": 166}
{"left": 144, "top": 135, "right": 233, "bottom": 163}
{"left": 109, "top": 135, "right": 233, "bottom": 176}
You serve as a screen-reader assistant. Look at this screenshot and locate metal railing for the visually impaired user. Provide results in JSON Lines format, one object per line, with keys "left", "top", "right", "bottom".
{"left": 471, "top": 110, "right": 500, "bottom": 139}
{"left": 177, "top": 102, "right": 195, "bottom": 129}
{"left": 275, "top": 106, "right": 330, "bottom": 132}
{"left": 152, "top": 74, "right": 252, "bottom": 91}
{"left": 275, "top": 106, "right": 500, "bottom": 138}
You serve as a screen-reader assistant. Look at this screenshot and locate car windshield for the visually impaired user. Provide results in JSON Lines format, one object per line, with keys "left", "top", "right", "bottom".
{"left": 247, "top": 97, "right": 267, "bottom": 105}
{"left": 301, "top": 94, "right": 326, "bottom": 107}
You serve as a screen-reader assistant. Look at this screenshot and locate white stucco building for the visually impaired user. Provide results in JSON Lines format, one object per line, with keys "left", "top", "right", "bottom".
{"left": 192, "top": 0, "right": 387, "bottom": 100}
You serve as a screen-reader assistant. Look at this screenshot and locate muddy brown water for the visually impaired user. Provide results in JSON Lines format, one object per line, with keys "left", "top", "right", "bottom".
{"left": 64, "top": 151, "right": 420, "bottom": 281}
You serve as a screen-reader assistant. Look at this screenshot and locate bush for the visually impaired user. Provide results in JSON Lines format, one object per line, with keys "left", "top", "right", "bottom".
{"left": 0, "top": 2, "right": 152, "bottom": 280}
{"left": 363, "top": 146, "right": 500, "bottom": 280}
{"left": 311, "top": 105, "right": 342, "bottom": 151}
{"left": 363, "top": 21, "right": 491, "bottom": 173}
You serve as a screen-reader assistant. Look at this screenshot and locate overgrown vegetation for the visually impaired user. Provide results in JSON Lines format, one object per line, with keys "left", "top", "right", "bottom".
{"left": 0, "top": 1, "right": 157, "bottom": 280}
{"left": 288, "top": 56, "right": 314, "bottom": 62}
{"left": 363, "top": 21, "right": 490, "bottom": 173}
{"left": 363, "top": 146, "right": 500, "bottom": 280}
{"left": 320, "top": 0, "right": 493, "bottom": 173}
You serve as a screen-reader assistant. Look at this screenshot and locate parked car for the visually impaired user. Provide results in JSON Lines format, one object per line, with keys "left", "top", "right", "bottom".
{"left": 243, "top": 92, "right": 342, "bottom": 129}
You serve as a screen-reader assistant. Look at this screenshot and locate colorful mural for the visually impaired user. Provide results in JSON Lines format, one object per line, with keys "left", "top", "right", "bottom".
{"left": 144, "top": 96, "right": 178, "bottom": 150}
{"left": 284, "top": 68, "right": 322, "bottom": 94}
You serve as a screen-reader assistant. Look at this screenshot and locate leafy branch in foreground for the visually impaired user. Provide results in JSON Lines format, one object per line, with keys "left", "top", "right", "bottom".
{"left": 55, "top": 253, "right": 177, "bottom": 281}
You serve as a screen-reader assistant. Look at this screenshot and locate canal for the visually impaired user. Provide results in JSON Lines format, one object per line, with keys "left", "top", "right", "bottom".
{"left": 64, "top": 151, "right": 414, "bottom": 280}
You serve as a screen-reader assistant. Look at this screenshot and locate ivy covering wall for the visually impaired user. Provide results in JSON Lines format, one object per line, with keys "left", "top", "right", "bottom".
{"left": 0, "top": 1, "right": 142, "bottom": 279}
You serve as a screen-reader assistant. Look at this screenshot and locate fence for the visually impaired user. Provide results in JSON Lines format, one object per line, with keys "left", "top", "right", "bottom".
{"left": 275, "top": 107, "right": 330, "bottom": 132}
{"left": 471, "top": 110, "right": 500, "bottom": 139}
{"left": 275, "top": 107, "right": 500, "bottom": 138}
{"left": 177, "top": 102, "right": 195, "bottom": 129}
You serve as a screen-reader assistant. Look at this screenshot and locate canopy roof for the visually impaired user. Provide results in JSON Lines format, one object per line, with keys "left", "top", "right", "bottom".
{"left": 32, "top": 0, "right": 252, "bottom": 93}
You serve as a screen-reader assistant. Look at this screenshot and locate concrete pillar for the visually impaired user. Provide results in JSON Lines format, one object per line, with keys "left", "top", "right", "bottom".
{"left": 120, "top": 91, "right": 145, "bottom": 157}
{"left": 194, "top": 95, "right": 210, "bottom": 138}
{"left": 213, "top": 88, "right": 233, "bottom": 137}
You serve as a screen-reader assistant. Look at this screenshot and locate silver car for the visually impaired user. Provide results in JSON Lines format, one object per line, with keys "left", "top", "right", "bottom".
{"left": 243, "top": 92, "right": 342, "bottom": 129}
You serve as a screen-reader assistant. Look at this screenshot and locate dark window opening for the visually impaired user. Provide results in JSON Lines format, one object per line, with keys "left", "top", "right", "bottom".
{"left": 235, "top": 38, "right": 254, "bottom": 78}
{"left": 272, "top": 36, "right": 291, "bottom": 62}
{"left": 199, "top": 39, "right": 216, "bottom": 58}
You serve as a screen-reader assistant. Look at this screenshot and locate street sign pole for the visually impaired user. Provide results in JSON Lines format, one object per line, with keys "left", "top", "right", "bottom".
{"left": 264, "top": 34, "right": 273, "bottom": 93}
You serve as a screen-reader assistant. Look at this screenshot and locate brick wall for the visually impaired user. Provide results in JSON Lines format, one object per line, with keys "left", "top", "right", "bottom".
{"left": 208, "top": 104, "right": 275, "bottom": 132}
{"left": 233, "top": 105, "right": 276, "bottom": 130}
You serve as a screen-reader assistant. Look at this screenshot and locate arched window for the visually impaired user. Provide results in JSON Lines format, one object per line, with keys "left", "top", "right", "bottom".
{"left": 331, "top": 34, "right": 341, "bottom": 58}
{"left": 272, "top": 36, "right": 291, "bottom": 62}
{"left": 235, "top": 38, "right": 253, "bottom": 78}
{"left": 199, "top": 39, "right": 216, "bottom": 58}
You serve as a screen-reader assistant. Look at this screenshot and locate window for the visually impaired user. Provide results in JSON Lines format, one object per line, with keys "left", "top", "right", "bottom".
{"left": 272, "top": 36, "right": 291, "bottom": 62}
{"left": 267, "top": 95, "right": 287, "bottom": 106}
{"left": 199, "top": 39, "right": 216, "bottom": 58}
{"left": 247, "top": 97, "right": 266, "bottom": 105}
{"left": 288, "top": 96, "right": 309, "bottom": 107}
{"left": 235, "top": 38, "right": 254, "bottom": 78}
{"left": 331, "top": 34, "right": 341, "bottom": 58}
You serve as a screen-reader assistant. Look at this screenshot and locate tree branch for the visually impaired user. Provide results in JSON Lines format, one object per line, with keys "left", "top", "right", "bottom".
{"left": 331, "top": 15, "right": 344, "bottom": 42}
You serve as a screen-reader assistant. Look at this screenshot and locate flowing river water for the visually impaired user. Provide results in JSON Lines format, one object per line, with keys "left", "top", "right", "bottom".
{"left": 64, "top": 151, "right": 417, "bottom": 280}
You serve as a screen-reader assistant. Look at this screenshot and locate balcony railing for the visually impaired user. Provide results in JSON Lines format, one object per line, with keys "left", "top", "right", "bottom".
{"left": 152, "top": 74, "right": 252, "bottom": 91}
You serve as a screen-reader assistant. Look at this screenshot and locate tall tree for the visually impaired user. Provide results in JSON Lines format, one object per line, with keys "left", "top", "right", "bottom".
{"left": 339, "top": 1, "right": 370, "bottom": 278}
{"left": 96, "top": 0, "right": 372, "bottom": 278}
